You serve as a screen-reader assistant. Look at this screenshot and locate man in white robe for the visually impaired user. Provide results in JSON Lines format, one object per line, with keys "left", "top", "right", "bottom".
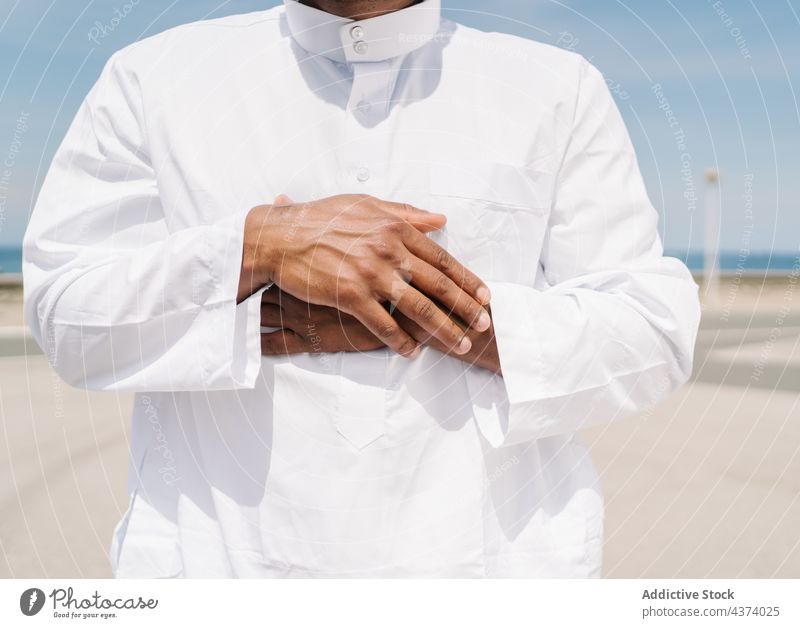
{"left": 24, "top": 0, "right": 700, "bottom": 577}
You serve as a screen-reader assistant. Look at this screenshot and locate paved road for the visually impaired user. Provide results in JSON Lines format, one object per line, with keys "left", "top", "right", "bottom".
{"left": 0, "top": 353, "right": 131, "bottom": 577}
{"left": 1, "top": 299, "right": 798, "bottom": 577}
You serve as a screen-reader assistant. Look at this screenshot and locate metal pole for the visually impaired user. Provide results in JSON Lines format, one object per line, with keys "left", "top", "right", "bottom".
{"left": 704, "top": 168, "right": 721, "bottom": 302}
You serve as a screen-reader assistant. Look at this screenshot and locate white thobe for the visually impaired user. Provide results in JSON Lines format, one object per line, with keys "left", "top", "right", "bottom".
{"left": 23, "top": 0, "right": 701, "bottom": 577}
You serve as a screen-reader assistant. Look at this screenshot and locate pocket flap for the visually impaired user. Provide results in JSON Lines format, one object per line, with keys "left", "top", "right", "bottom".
{"left": 429, "top": 161, "right": 549, "bottom": 211}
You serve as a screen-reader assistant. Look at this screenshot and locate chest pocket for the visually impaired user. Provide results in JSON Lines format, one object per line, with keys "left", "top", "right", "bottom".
{"left": 426, "top": 161, "right": 550, "bottom": 285}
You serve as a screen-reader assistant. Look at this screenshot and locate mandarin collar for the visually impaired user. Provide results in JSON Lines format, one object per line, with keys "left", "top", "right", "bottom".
{"left": 284, "top": 0, "right": 442, "bottom": 64}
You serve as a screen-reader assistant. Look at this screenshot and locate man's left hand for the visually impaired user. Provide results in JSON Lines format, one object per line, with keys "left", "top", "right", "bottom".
{"left": 260, "top": 288, "right": 385, "bottom": 355}
{"left": 261, "top": 288, "right": 501, "bottom": 374}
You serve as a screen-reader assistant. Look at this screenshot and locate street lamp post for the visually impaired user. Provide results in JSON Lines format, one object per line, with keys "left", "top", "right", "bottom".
{"left": 704, "top": 167, "right": 721, "bottom": 302}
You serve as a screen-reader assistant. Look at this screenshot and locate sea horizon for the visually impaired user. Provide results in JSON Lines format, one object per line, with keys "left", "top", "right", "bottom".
{"left": 0, "top": 245, "right": 798, "bottom": 275}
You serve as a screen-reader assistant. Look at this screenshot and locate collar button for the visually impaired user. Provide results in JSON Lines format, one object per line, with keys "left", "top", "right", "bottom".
{"left": 350, "top": 25, "right": 364, "bottom": 40}
{"left": 353, "top": 40, "right": 369, "bottom": 55}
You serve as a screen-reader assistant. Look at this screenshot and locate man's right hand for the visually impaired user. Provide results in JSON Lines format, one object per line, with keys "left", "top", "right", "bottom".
{"left": 238, "top": 194, "right": 492, "bottom": 358}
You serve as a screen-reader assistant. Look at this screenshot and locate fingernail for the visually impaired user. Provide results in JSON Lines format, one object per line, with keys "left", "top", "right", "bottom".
{"left": 408, "top": 345, "right": 422, "bottom": 359}
{"left": 476, "top": 311, "right": 491, "bottom": 332}
{"left": 457, "top": 336, "right": 472, "bottom": 354}
{"left": 476, "top": 286, "right": 491, "bottom": 304}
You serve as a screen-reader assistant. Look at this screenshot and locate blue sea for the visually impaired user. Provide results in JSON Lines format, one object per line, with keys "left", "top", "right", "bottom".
{"left": 0, "top": 246, "right": 797, "bottom": 275}
{"left": 670, "top": 250, "right": 799, "bottom": 272}
{"left": 0, "top": 246, "right": 23, "bottom": 274}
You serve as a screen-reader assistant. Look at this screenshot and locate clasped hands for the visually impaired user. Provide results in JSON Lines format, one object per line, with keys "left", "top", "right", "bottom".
{"left": 238, "top": 194, "right": 501, "bottom": 374}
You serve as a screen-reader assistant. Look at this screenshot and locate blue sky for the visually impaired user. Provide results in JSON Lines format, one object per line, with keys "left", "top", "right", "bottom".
{"left": 0, "top": 0, "right": 798, "bottom": 256}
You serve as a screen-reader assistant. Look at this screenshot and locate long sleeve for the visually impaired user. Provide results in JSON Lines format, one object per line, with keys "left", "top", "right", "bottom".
{"left": 23, "top": 52, "right": 264, "bottom": 392}
{"left": 479, "top": 58, "right": 701, "bottom": 447}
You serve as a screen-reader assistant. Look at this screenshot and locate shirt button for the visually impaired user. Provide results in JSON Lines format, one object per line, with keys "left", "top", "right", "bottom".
{"left": 355, "top": 100, "right": 371, "bottom": 114}
{"left": 353, "top": 40, "right": 369, "bottom": 55}
{"left": 356, "top": 167, "right": 371, "bottom": 182}
{"left": 350, "top": 25, "right": 364, "bottom": 40}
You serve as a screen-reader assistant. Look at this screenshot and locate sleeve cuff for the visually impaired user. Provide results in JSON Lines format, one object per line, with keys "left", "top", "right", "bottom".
{"left": 462, "top": 281, "right": 544, "bottom": 447}
{"left": 487, "top": 280, "right": 545, "bottom": 406}
{"left": 201, "top": 208, "right": 266, "bottom": 390}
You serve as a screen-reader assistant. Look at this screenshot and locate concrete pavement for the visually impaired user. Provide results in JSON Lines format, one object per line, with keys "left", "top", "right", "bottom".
{"left": 1, "top": 284, "right": 798, "bottom": 577}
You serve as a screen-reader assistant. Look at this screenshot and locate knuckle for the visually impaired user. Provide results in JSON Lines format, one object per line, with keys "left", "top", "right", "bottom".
{"left": 376, "top": 321, "right": 399, "bottom": 340}
{"left": 339, "top": 284, "right": 364, "bottom": 306}
{"left": 368, "top": 238, "right": 397, "bottom": 261}
{"left": 432, "top": 272, "right": 451, "bottom": 297}
{"left": 343, "top": 194, "right": 371, "bottom": 213}
{"left": 456, "top": 293, "right": 475, "bottom": 316}
{"left": 462, "top": 272, "right": 478, "bottom": 291}
{"left": 414, "top": 298, "right": 436, "bottom": 322}
{"left": 398, "top": 338, "right": 417, "bottom": 355}
{"left": 464, "top": 302, "right": 480, "bottom": 322}
{"left": 399, "top": 203, "right": 416, "bottom": 218}
{"left": 438, "top": 321, "right": 458, "bottom": 341}
{"left": 435, "top": 248, "right": 452, "bottom": 270}
{"left": 382, "top": 219, "right": 403, "bottom": 235}
{"left": 357, "top": 260, "right": 380, "bottom": 283}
